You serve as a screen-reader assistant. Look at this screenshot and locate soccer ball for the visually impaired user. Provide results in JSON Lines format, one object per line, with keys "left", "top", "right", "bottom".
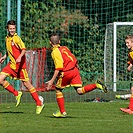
{"left": 38, "top": 95, "right": 44, "bottom": 105}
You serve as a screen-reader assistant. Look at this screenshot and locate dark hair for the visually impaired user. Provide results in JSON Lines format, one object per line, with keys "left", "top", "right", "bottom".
{"left": 7, "top": 20, "right": 16, "bottom": 28}
{"left": 50, "top": 33, "right": 60, "bottom": 45}
{"left": 125, "top": 35, "right": 133, "bottom": 42}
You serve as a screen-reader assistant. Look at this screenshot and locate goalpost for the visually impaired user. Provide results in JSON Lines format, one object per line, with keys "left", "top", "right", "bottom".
{"left": 104, "top": 22, "right": 133, "bottom": 92}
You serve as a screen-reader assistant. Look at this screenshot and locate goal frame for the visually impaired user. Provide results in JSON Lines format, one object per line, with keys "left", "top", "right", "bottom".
{"left": 104, "top": 22, "right": 133, "bottom": 92}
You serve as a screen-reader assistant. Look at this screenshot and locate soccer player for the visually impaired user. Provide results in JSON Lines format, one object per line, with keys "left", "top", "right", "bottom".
{"left": 120, "top": 35, "right": 133, "bottom": 114}
{"left": 46, "top": 33, "right": 107, "bottom": 118}
{"left": 0, "top": 20, "right": 44, "bottom": 114}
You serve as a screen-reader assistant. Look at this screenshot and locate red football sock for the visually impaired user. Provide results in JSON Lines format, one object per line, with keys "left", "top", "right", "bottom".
{"left": 3, "top": 81, "right": 18, "bottom": 96}
{"left": 56, "top": 92, "right": 66, "bottom": 113}
{"left": 82, "top": 84, "right": 97, "bottom": 94}
{"left": 29, "top": 87, "right": 41, "bottom": 106}
{"left": 129, "top": 95, "right": 133, "bottom": 110}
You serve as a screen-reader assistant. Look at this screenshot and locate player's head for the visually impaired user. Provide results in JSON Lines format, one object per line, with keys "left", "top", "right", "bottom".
{"left": 7, "top": 20, "right": 16, "bottom": 36}
{"left": 125, "top": 35, "right": 133, "bottom": 50}
{"left": 49, "top": 33, "right": 60, "bottom": 46}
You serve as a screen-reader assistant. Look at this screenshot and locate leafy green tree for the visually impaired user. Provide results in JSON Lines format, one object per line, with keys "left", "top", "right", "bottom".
{"left": 21, "top": 0, "right": 104, "bottom": 82}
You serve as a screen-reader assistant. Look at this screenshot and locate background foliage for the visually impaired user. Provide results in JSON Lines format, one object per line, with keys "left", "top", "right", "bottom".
{"left": 21, "top": 0, "right": 106, "bottom": 83}
{"left": 0, "top": 0, "right": 133, "bottom": 84}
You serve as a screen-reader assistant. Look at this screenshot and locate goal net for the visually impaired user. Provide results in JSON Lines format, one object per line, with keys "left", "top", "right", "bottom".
{"left": 104, "top": 22, "right": 133, "bottom": 92}
{"left": 20, "top": 48, "right": 55, "bottom": 91}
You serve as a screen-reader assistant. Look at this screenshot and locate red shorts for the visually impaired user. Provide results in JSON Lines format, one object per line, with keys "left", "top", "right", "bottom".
{"left": 56, "top": 67, "right": 82, "bottom": 89}
{"left": 1, "top": 63, "right": 29, "bottom": 81}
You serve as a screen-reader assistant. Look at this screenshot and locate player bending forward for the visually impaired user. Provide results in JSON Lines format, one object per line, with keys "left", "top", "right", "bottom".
{"left": 120, "top": 35, "right": 133, "bottom": 114}
{"left": 46, "top": 33, "right": 107, "bottom": 118}
{"left": 0, "top": 20, "right": 44, "bottom": 114}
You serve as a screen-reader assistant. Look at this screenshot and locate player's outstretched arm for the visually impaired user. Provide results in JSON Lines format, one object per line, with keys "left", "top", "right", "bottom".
{"left": 0, "top": 54, "right": 7, "bottom": 64}
{"left": 46, "top": 70, "right": 59, "bottom": 91}
{"left": 127, "top": 63, "right": 133, "bottom": 72}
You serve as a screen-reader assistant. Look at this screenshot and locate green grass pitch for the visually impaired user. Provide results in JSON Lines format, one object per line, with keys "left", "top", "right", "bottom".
{"left": 0, "top": 101, "right": 133, "bottom": 133}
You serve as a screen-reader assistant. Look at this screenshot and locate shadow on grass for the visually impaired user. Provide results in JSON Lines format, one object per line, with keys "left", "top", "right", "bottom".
{"left": 0, "top": 111, "right": 24, "bottom": 114}
{"left": 46, "top": 116, "right": 77, "bottom": 119}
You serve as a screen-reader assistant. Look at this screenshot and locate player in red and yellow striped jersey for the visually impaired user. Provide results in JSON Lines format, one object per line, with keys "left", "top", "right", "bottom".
{"left": 46, "top": 33, "right": 107, "bottom": 117}
{"left": 120, "top": 35, "right": 133, "bottom": 114}
{"left": 0, "top": 20, "right": 44, "bottom": 114}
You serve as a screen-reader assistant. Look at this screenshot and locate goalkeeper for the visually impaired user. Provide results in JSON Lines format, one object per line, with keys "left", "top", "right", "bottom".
{"left": 120, "top": 35, "right": 133, "bottom": 114}
{"left": 0, "top": 20, "right": 44, "bottom": 114}
{"left": 46, "top": 33, "right": 107, "bottom": 117}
